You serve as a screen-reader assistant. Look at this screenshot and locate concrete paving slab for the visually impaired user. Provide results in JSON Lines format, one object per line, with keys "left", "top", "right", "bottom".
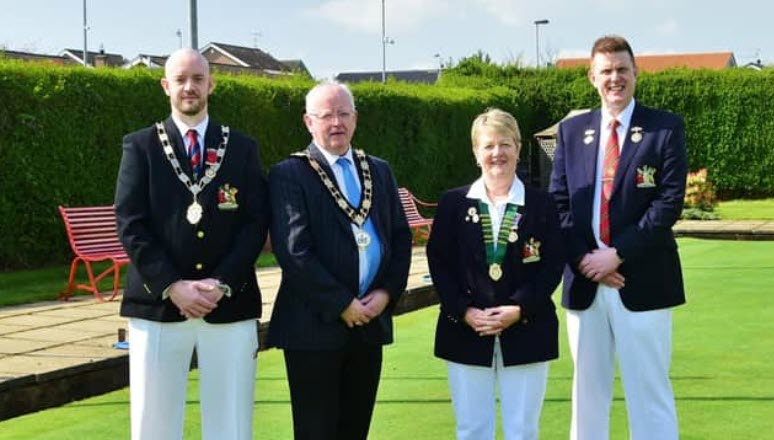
{"left": 6, "top": 327, "right": 96, "bottom": 344}
{"left": 43, "top": 342, "right": 124, "bottom": 359}
{"left": 52, "top": 320, "right": 121, "bottom": 336}
{"left": 0, "top": 314, "right": 75, "bottom": 329}
{"left": 0, "top": 337, "right": 55, "bottom": 355}
{"left": 37, "top": 307, "right": 115, "bottom": 319}
{"left": 0, "top": 353, "right": 111, "bottom": 376}
{"left": 0, "top": 324, "right": 26, "bottom": 336}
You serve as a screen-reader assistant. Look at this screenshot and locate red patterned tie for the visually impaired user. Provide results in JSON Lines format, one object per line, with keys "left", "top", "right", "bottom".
{"left": 187, "top": 129, "right": 202, "bottom": 179}
{"left": 600, "top": 119, "right": 620, "bottom": 245}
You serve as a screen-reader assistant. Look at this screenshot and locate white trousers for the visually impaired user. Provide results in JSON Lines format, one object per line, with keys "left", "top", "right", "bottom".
{"left": 446, "top": 338, "right": 549, "bottom": 440}
{"left": 128, "top": 318, "right": 259, "bottom": 440}
{"left": 567, "top": 286, "right": 678, "bottom": 440}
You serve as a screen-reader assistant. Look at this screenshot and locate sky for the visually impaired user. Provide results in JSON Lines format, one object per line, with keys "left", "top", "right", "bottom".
{"left": 1, "top": 0, "right": 771, "bottom": 79}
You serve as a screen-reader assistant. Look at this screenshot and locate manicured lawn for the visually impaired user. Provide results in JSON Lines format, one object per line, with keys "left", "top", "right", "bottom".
{"left": 1, "top": 238, "right": 773, "bottom": 439}
{"left": 716, "top": 198, "right": 774, "bottom": 220}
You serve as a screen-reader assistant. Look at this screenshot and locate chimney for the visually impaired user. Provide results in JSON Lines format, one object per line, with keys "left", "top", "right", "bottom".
{"left": 94, "top": 44, "right": 107, "bottom": 67}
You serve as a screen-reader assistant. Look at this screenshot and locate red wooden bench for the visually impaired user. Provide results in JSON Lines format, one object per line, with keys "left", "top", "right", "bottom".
{"left": 398, "top": 187, "right": 437, "bottom": 244}
{"left": 58, "top": 205, "right": 129, "bottom": 301}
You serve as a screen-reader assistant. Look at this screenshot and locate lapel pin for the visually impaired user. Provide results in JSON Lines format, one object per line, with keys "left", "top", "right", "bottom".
{"left": 631, "top": 126, "right": 643, "bottom": 143}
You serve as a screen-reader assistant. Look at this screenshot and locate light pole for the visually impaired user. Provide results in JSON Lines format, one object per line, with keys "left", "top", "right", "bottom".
{"left": 189, "top": 0, "right": 198, "bottom": 49}
{"left": 534, "top": 19, "right": 549, "bottom": 68}
{"left": 381, "top": 0, "right": 394, "bottom": 83}
{"left": 176, "top": 29, "right": 183, "bottom": 49}
{"left": 82, "top": 0, "right": 89, "bottom": 66}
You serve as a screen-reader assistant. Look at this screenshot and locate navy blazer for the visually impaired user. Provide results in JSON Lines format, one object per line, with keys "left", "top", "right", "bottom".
{"left": 267, "top": 143, "right": 412, "bottom": 351}
{"left": 549, "top": 103, "right": 687, "bottom": 311}
{"left": 427, "top": 185, "right": 563, "bottom": 367}
{"left": 115, "top": 117, "right": 269, "bottom": 323}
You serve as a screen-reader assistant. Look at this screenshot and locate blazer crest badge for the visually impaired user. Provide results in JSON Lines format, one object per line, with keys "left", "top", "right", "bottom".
{"left": 217, "top": 183, "right": 239, "bottom": 210}
{"left": 522, "top": 237, "right": 541, "bottom": 263}
{"left": 636, "top": 165, "right": 657, "bottom": 188}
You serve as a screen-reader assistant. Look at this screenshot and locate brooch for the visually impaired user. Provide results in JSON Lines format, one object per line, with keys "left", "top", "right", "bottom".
{"left": 465, "top": 206, "right": 480, "bottom": 223}
{"left": 630, "top": 126, "right": 643, "bottom": 143}
{"left": 583, "top": 129, "right": 596, "bottom": 145}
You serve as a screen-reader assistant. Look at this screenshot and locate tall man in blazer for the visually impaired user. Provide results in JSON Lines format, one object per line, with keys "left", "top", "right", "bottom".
{"left": 115, "top": 48, "right": 269, "bottom": 440}
{"left": 268, "top": 81, "right": 412, "bottom": 440}
{"left": 549, "top": 36, "right": 687, "bottom": 440}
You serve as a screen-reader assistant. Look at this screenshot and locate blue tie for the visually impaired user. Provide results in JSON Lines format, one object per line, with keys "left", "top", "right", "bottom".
{"left": 336, "top": 157, "right": 382, "bottom": 295}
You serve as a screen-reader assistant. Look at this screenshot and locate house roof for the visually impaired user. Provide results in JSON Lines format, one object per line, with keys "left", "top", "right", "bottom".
{"left": 279, "top": 59, "right": 311, "bottom": 76}
{"left": 0, "top": 49, "right": 69, "bottom": 65}
{"left": 556, "top": 52, "right": 737, "bottom": 72}
{"left": 61, "top": 49, "right": 125, "bottom": 67}
{"left": 123, "top": 54, "right": 168, "bottom": 69}
{"left": 335, "top": 69, "right": 441, "bottom": 84}
{"left": 200, "top": 42, "right": 290, "bottom": 72}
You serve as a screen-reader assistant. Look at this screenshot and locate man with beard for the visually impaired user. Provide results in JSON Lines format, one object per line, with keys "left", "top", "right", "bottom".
{"left": 115, "top": 48, "right": 269, "bottom": 440}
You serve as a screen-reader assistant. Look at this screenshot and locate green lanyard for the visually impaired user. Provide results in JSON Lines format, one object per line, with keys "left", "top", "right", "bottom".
{"left": 478, "top": 202, "right": 520, "bottom": 281}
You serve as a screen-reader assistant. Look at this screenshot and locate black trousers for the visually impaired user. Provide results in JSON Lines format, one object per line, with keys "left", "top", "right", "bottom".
{"left": 283, "top": 339, "right": 383, "bottom": 440}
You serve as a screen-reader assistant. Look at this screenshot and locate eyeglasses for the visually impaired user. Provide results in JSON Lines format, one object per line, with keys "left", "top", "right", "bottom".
{"left": 308, "top": 111, "right": 354, "bottom": 122}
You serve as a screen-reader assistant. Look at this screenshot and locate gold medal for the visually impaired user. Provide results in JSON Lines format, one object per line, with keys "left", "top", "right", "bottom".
{"left": 508, "top": 230, "right": 518, "bottom": 243}
{"left": 355, "top": 229, "right": 371, "bottom": 249}
{"left": 187, "top": 201, "right": 203, "bottom": 224}
{"left": 489, "top": 263, "right": 503, "bottom": 281}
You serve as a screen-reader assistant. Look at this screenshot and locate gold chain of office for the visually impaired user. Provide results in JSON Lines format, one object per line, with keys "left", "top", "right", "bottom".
{"left": 292, "top": 149, "right": 374, "bottom": 228}
{"left": 155, "top": 122, "right": 230, "bottom": 224}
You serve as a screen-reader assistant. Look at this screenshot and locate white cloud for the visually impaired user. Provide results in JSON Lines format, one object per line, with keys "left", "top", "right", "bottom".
{"left": 656, "top": 18, "right": 679, "bottom": 37}
{"left": 306, "top": 0, "right": 451, "bottom": 34}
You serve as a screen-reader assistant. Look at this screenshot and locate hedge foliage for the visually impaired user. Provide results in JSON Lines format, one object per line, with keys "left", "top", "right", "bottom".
{"left": 1, "top": 60, "right": 772, "bottom": 269}
{"left": 0, "top": 62, "right": 517, "bottom": 268}
{"left": 440, "top": 63, "right": 774, "bottom": 198}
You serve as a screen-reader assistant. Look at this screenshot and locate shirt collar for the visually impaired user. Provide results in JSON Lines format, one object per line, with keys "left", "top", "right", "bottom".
{"left": 466, "top": 176, "right": 525, "bottom": 206}
{"left": 172, "top": 115, "right": 209, "bottom": 142}
{"left": 316, "top": 143, "right": 354, "bottom": 167}
{"left": 601, "top": 98, "right": 635, "bottom": 131}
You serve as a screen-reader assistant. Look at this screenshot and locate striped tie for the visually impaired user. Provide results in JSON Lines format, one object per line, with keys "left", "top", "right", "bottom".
{"left": 187, "top": 129, "right": 202, "bottom": 179}
{"left": 600, "top": 119, "right": 620, "bottom": 245}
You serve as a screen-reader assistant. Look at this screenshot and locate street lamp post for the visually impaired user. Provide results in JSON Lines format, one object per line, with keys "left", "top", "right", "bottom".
{"left": 534, "top": 19, "right": 549, "bottom": 68}
{"left": 82, "top": 0, "right": 88, "bottom": 66}
{"left": 189, "top": 0, "right": 198, "bottom": 49}
{"left": 381, "top": 0, "right": 395, "bottom": 83}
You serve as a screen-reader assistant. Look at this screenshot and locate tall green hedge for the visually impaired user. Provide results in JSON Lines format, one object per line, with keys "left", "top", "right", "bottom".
{"left": 0, "top": 62, "right": 517, "bottom": 269}
{"left": 439, "top": 65, "right": 774, "bottom": 198}
{"left": 2, "top": 61, "right": 773, "bottom": 269}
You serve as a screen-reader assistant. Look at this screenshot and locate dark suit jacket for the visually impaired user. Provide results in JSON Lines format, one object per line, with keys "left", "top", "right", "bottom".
{"left": 267, "top": 143, "right": 412, "bottom": 351}
{"left": 115, "top": 117, "right": 269, "bottom": 323}
{"left": 549, "top": 103, "right": 687, "bottom": 311}
{"left": 427, "top": 184, "right": 563, "bottom": 367}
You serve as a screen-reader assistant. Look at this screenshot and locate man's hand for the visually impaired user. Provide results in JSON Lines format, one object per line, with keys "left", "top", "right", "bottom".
{"left": 599, "top": 272, "right": 625, "bottom": 289}
{"left": 168, "top": 280, "right": 219, "bottom": 319}
{"left": 361, "top": 289, "right": 390, "bottom": 318}
{"left": 199, "top": 278, "right": 226, "bottom": 303}
{"left": 579, "top": 248, "right": 623, "bottom": 282}
{"left": 340, "top": 299, "right": 373, "bottom": 328}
